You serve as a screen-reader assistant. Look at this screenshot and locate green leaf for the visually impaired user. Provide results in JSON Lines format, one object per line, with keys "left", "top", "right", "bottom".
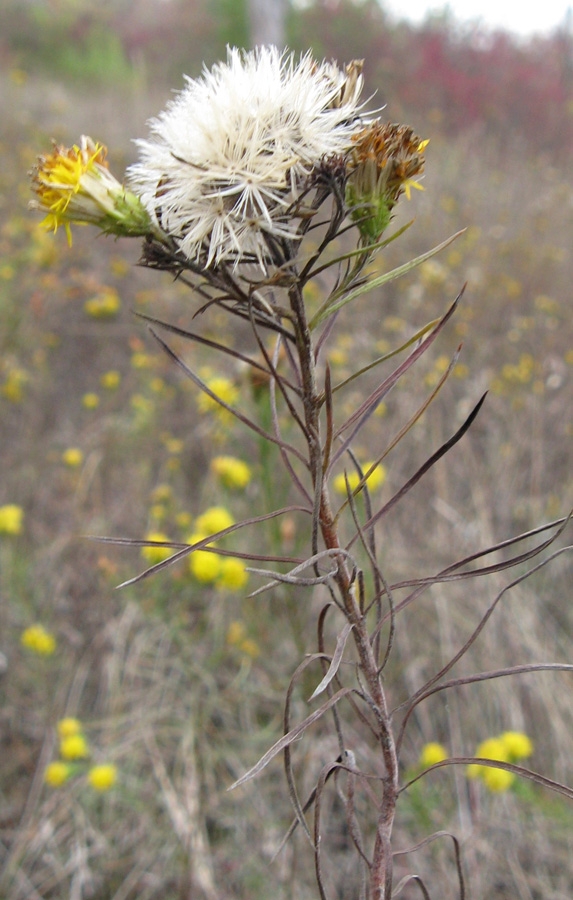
{"left": 309, "top": 229, "right": 466, "bottom": 329}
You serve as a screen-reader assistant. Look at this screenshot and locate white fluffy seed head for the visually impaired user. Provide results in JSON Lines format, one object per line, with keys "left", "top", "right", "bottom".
{"left": 127, "top": 46, "right": 364, "bottom": 270}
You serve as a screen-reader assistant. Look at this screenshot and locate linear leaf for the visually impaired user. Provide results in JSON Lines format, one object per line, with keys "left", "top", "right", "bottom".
{"left": 227, "top": 688, "right": 353, "bottom": 791}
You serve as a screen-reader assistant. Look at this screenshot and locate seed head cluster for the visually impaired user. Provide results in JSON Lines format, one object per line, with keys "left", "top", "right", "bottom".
{"left": 127, "top": 47, "right": 365, "bottom": 270}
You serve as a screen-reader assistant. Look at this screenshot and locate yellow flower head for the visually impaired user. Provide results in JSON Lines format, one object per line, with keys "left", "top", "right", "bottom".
{"left": 195, "top": 506, "right": 234, "bottom": 536}
{"left": 44, "top": 761, "right": 73, "bottom": 788}
{"left": 346, "top": 122, "right": 427, "bottom": 241}
{"left": 62, "top": 447, "right": 84, "bottom": 468}
{"left": 476, "top": 737, "right": 509, "bottom": 764}
{"left": 482, "top": 766, "right": 515, "bottom": 793}
{"left": 60, "top": 733, "right": 90, "bottom": 760}
{"left": 333, "top": 462, "right": 386, "bottom": 496}
{"left": 217, "top": 557, "right": 249, "bottom": 591}
{"left": 141, "top": 532, "right": 174, "bottom": 565}
{"left": 100, "top": 370, "right": 121, "bottom": 390}
{"left": 21, "top": 624, "right": 56, "bottom": 656}
{"left": 30, "top": 135, "right": 152, "bottom": 245}
{"left": 0, "top": 504, "right": 24, "bottom": 535}
{"left": 419, "top": 742, "right": 448, "bottom": 768}
{"left": 186, "top": 533, "right": 220, "bottom": 583}
{"left": 189, "top": 548, "right": 221, "bottom": 584}
{"left": 499, "top": 731, "right": 533, "bottom": 761}
{"left": 87, "top": 763, "right": 117, "bottom": 792}
{"left": 197, "top": 377, "right": 238, "bottom": 418}
{"left": 57, "top": 717, "right": 82, "bottom": 739}
{"left": 466, "top": 735, "right": 516, "bottom": 792}
{"left": 210, "top": 455, "right": 252, "bottom": 490}
{"left": 82, "top": 392, "right": 100, "bottom": 409}
{"left": 84, "top": 287, "right": 121, "bottom": 318}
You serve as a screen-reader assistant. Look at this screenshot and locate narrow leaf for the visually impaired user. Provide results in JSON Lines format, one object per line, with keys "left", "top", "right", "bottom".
{"left": 309, "top": 230, "right": 465, "bottom": 328}
{"left": 309, "top": 623, "right": 354, "bottom": 701}
{"left": 227, "top": 688, "right": 353, "bottom": 791}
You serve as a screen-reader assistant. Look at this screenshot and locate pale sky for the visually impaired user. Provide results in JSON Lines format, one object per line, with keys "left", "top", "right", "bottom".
{"left": 382, "top": 0, "right": 572, "bottom": 37}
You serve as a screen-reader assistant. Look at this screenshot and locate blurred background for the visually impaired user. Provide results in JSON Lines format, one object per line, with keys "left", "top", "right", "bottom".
{"left": 1, "top": 1, "right": 572, "bottom": 898}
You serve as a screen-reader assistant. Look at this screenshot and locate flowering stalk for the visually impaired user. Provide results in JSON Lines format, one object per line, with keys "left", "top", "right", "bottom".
{"left": 30, "top": 46, "right": 572, "bottom": 900}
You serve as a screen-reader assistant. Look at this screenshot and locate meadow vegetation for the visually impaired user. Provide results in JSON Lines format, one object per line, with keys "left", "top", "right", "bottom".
{"left": 1, "top": 4, "right": 572, "bottom": 898}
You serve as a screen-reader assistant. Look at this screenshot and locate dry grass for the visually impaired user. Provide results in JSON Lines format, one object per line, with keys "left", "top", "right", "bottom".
{"left": 1, "top": 67, "right": 572, "bottom": 899}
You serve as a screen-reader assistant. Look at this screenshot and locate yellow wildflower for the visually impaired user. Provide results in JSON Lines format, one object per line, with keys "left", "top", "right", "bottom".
{"left": 210, "top": 455, "right": 252, "bottom": 490}
{"left": 84, "top": 287, "right": 121, "bottom": 318}
{"left": 195, "top": 506, "right": 234, "bottom": 536}
{"left": 150, "top": 484, "right": 172, "bottom": 503}
{"left": 44, "top": 761, "right": 72, "bottom": 787}
{"left": 333, "top": 462, "right": 386, "bottom": 495}
{"left": 60, "top": 733, "right": 90, "bottom": 760}
{"left": 21, "top": 624, "right": 56, "bottom": 656}
{"left": 30, "top": 135, "right": 152, "bottom": 245}
{"left": 100, "top": 370, "right": 121, "bottom": 390}
{"left": 187, "top": 533, "right": 221, "bottom": 584}
{"left": 499, "top": 731, "right": 533, "bottom": 761}
{"left": 141, "top": 532, "right": 173, "bottom": 565}
{"left": 57, "top": 718, "right": 82, "bottom": 739}
{"left": 482, "top": 766, "right": 515, "bottom": 793}
{"left": 419, "top": 742, "right": 448, "bottom": 768}
{"left": 82, "top": 392, "right": 100, "bottom": 409}
{"left": 87, "top": 763, "right": 117, "bottom": 792}
{"left": 476, "top": 737, "right": 509, "bottom": 764}
{"left": 0, "top": 504, "right": 24, "bottom": 535}
{"left": 1, "top": 367, "right": 28, "bottom": 403}
{"left": 62, "top": 447, "right": 83, "bottom": 468}
{"left": 197, "top": 377, "right": 238, "bottom": 416}
{"left": 217, "top": 557, "right": 249, "bottom": 591}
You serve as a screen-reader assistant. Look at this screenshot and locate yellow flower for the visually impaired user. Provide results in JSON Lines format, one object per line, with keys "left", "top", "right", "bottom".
{"left": 210, "top": 455, "right": 252, "bottom": 490}
{"left": 84, "top": 287, "right": 121, "bottom": 318}
{"left": 100, "top": 369, "right": 121, "bottom": 390}
{"left": 82, "top": 392, "right": 100, "bottom": 409}
{"left": 151, "top": 484, "right": 173, "bottom": 504}
{"left": 419, "top": 742, "right": 448, "bottom": 768}
{"left": 197, "top": 377, "right": 238, "bottom": 417}
{"left": 195, "top": 506, "right": 234, "bottom": 536}
{"left": 187, "top": 533, "right": 221, "bottom": 583}
{"left": 217, "top": 557, "right": 249, "bottom": 590}
{"left": 467, "top": 735, "right": 517, "bottom": 792}
{"left": 0, "top": 504, "right": 24, "bottom": 535}
{"left": 30, "top": 135, "right": 152, "bottom": 245}
{"left": 482, "top": 766, "right": 515, "bottom": 793}
{"left": 141, "top": 532, "right": 173, "bottom": 565}
{"left": 476, "top": 737, "right": 509, "bottom": 764}
{"left": 60, "top": 734, "right": 90, "bottom": 760}
{"left": 130, "top": 351, "right": 154, "bottom": 369}
{"left": 21, "top": 624, "right": 56, "bottom": 656}
{"left": 44, "top": 761, "right": 72, "bottom": 787}
{"left": 1, "top": 367, "right": 28, "bottom": 403}
{"left": 189, "top": 550, "right": 221, "bottom": 584}
{"left": 346, "top": 122, "right": 427, "bottom": 241}
{"left": 87, "top": 763, "right": 117, "bottom": 792}
{"left": 499, "top": 731, "right": 533, "bottom": 761}
{"left": 57, "top": 718, "right": 82, "bottom": 739}
{"left": 163, "top": 436, "right": 184, "bottom": 454}
{"left": 333, "top": 462, "right": 386, "bottom": 495}
{"left": 62, "top": 447, "right": 83, "bottom": 468}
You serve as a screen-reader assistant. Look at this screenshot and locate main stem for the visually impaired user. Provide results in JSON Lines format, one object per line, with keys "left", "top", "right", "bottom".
{"left": 289, "top": 284, "right": 399, "bottom": 899}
